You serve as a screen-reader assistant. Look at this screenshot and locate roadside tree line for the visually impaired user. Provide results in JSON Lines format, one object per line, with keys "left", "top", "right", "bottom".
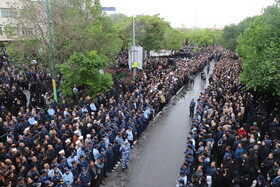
{"left": 3, "top": 0, "right": 222, "bottom": 98}
{"left": 221, "top": 1, "right": 280, "bottom": 97}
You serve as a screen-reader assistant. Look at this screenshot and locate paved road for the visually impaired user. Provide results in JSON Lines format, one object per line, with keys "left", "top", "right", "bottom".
{"left": 104, "top": 61, "right": 215, "bottom": 187}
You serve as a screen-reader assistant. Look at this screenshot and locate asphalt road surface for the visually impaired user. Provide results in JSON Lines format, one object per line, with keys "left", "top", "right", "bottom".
{"left": 102, "top": 61, "right": 214, "bottom": 187}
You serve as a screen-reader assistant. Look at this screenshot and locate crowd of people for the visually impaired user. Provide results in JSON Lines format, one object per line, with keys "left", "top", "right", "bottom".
{"left": 176, "top": 50, "right": 280, "bottom": 187}
{"left": 0, "top": 47, "right": 216, "bottom": 187}
{"left": 114, "top": 51, "right": 129, "bottom": 69}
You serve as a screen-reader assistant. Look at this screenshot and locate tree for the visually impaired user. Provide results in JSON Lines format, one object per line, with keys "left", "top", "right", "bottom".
{"left": 164, "top": 28, "right": 185, "bottom": 53}
{"left": 109, "top": 13, "right": 128, "bottom": 25}
{"left": 237, "top": 4, "right": 280, "bottom": 96}
{"left": 115, "top": 15, "right": 170, "bottom": 55}
{"left": 5, "top": 0, "right": 122, "bottom": 66}
{"left": 58, "top": 51, "right": 113, "bottom": 98}
{"left": 136, "top": 15, "right": 169, "bottom": 53}
{"left": 5, "top": 38, "right": 45, "bottom": 65}
{"left": 220, "top": 24, "right": 239, "bottom": 51}
{"left": 181, "top": 28, "right": 222, "bottom": 47}
{"left": 221, "top": 17, "right": 255, "bottom": 51}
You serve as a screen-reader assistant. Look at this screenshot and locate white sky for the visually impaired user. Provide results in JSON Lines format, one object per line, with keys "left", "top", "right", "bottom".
{"left": 100, "top": 0, "right": 276, "bottom": 28}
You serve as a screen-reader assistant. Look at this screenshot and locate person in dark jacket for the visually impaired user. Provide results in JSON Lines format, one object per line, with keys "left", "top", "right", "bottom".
{"left": 72, "top": 176, "right": 81, "bottom": 187}
{"left": 272, "top": 169, "right": 280, "bottom": 187}
{"left": 88, "top": 160, "right": 97, "bottom": 187}
{"left": 262, "top": 153, "right": 275, "bottom": 176}
{"left": 268, "top": 160, "right": 280, "bottom": 183}
{"left": 79, "top": 167, "right": 91, "bottom": 187}
{"left": 212, "top": 169, "right": 225, "bottom": 186}
{"left": 240, "top": 175, "right": 252, "bottom": 187}
{"left": 240, "top": 152, "right": 251, "bottom": 176}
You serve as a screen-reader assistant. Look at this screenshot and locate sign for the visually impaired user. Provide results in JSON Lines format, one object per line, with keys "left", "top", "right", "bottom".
{"left": 101, "top": 7, "right": 116, "bottom": 11}
{"left": 128, "top": 46, "right": 143, "bottom": 70}
{"left": 132, "top": 62, "right": 138, "bottom": 68}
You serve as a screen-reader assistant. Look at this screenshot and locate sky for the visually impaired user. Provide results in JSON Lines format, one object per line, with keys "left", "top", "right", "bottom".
{"left": 100, "top": 0, "right": 276, "bottom": 28}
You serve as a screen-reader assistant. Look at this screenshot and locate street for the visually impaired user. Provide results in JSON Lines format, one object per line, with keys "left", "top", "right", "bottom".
{"left": 104, "top": 60, "right": 215, "bottom": 187}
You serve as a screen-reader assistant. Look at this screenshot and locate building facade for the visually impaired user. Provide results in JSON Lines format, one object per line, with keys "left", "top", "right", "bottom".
{"left": 0, "top": 0, "right": 21, "bottom": 43}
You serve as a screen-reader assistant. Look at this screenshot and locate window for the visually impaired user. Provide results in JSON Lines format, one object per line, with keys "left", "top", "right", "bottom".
{"left": 0, "top": 8, "right": 17, "bottom": 18}
{"left": 22, "top": 28, "right": 33, "bottom": 36}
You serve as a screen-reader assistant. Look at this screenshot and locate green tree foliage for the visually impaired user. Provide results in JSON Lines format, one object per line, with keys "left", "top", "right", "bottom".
{"left": 221, "top": 24, "right": 239, "bottom": 51}
{"left": 115, "top": 15, "right": 170, "bottom": 53}
{"left": 109, "top": 13, "right": 128, "bottom": 25}
{"left": 5, "top": 0, "right": 122, "bottom": 65}
{"left": 237, "top": 4, "right": 280, "bottom": 96}
{"left": 5, "top": 38, "right": 45, "bottom": 65}
{"left": 164, "top": 28, "right": 185, "bottom": 53}
{"left": 136, "top": 15, "right": 169, "bottom": 53}
{"left": 59, "top": 51, "right": 113, "bottom": 97}
{"left": 221, "top": 17, "right": 255, "bottom": 51}
{"left": 180, "top": 28, "right": 222, "bottom": 47}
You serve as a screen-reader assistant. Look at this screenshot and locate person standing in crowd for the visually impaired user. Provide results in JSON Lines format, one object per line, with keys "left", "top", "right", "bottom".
{"left": 120, "top": 139, "right": 131, "bottom": 172}
{"left": 189, "top": 99, "right": 196, "bottom": 118}
{"left": 88, "top": 160, "right": 98, "bottom": 187}
{"left": 94, "top": 158, "right": 104, "bottom": 186}
{"left": 189, "top": 74, "right": 194, "bottom": 85}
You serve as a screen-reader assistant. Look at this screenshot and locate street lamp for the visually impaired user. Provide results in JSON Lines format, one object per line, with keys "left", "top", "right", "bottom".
{"left": 132, "top": 17, "right": 137, "bottom": 79}
{"left": 45, "top": 0, "right": 58, "bottom": 102}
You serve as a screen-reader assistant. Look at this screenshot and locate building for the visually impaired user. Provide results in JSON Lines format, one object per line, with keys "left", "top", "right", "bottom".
{"left": 211, "top": 27, "right": 224, "bottom": 32}
{"left": 0, "top": 0, "right": 21, "bottom": 43}
{"left": 0, "top": 0, "right": 33, "bottom": 50}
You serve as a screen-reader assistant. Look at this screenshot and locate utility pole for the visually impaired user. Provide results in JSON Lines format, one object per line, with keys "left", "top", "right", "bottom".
{"left": 46, "top": 0, "right": 58, "bottom": 102}
{"left": 132, "top": 17, "right": 137, "bottom": 80}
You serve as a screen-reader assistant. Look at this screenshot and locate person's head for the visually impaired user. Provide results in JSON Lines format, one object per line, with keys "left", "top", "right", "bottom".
{"left": 73, "top": 176, "right": 80, "bottom": 183}
{"left": 72, "top": 161, "right": 77, "bottom": 166}
{"left": 98, "top": 158, "right": 104, "bottom": 164}
{"left": 238, "top": 143, "right": 243, "bottom": 148}
{"left": 45, "top": 135, "right": 50, "bottom": 140}
{"left": 40, "top": 146, "right": 45, "bottom": 152}
{"left": 197, "top": 165, "right": 203, "bottom": 171}
{"left": 5, "top": 159, "right": 12, "bottom": 165}
{"left": 47, "top": 144, "right": 53, "bottom": 150}
{"left": 179, "top": 172, "right": 185, "bottom": 177}
{"left": 232, "top": 178, "right": 239, "bottom": 184}
{"left": 225, "top": 145, "right": 231, "bottom": 151}
{"left": 8, "top": 171, "right": 14, "bottom": 178}
{"left": 44, "top": 163, "right": 50, "bottom": 170}
{"left": 242, "top": 152, "right": 248, "bottom": 158}
{"left": 18, "top": 135, "right": 24, "bottom": 141}
{"left": 275, "top": 160, "right": 280, "bottom": 167}
{"left": 54, "top": 170, "right": 59, "bottom": 176}
{"left": 89, "top": 160, "right": 94, "bottom": 166}
{"left": 31, "top": 156, "right": 37, "bottom": 163}
{"left": 26, "top": 176, "right": 33, "bottom": 184}
{"left": 210, "top": 161, "right": 216, "bottom": 167}
{"left": 30, "top": 164, "right": 36, "bottom": 171}
{"left": 19, "top": 165, "right": 25, "bottom": 172}
{"left": 268, "top": 152, "right": 274, "bottom": 159}
{"left": 21, "top": 156, "right": 27, "bottom": 163}
{"left": 17, "top": 177, "right": 25, "bottom": 185}
{"left": 40, "top": 169, "right": 46, "bottom": 176}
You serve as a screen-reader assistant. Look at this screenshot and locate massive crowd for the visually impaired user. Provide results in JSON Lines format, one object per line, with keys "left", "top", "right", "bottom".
{"left": 176, "top": 50, "right": 280, "bottom": 187}
{"left": 0, "top": 47, "right": 216, "bottom": 187}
